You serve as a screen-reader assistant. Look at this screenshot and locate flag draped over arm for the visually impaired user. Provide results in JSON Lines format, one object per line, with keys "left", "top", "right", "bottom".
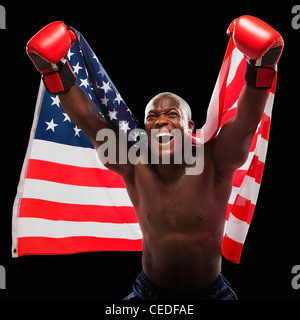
{"left": 197, "top": 37, "right": 276, "bottom": 263}
{"left": 12, "top": 29, "right": 142, "bottom": 257}
{"left": 12, "top": 28, "right": 277, "bottom": 263}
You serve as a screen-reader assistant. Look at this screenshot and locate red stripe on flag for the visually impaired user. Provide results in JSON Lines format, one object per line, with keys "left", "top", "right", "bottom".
{"left": 232, "top": 169, "right": 247, "bottom": 188}
{"left": 19, "top": 198, "right": 138, "bottom": 223}
{"left": 248, "top": 155, "right": 265, "bottom": 184}
{"left": 26, "top": 159, "right": 125, "bottom": 188}
{"left": 222, "top": 235, "right": 243, "bottom": 264}
{"left": 217, "top": 38, "right": 235, "bottom": 129}
{"left": 231, "top": 194, "right": 256, "bottom": 224}
{"left": 270, "top": 73, "right": 277, "bottom": 95}
{"left": 223, "top": 58, "right": 246, "bottom": 111}
{"left": 249, "top": 114, "right": 270, "bottom": 152}
{"left": 233, "top": 156, "right": 265, "bottom": 188}
{"left": 17, "top": 236, "right": 143, "bottom": 256}
{"left": 220, "top": 107, "right": 237, "bottom": 128}
{"left": 226, "top": 204, "right": 233, "bottom": 220}
{"left": 257, "top": 114, "right": 271, "bottom": 141}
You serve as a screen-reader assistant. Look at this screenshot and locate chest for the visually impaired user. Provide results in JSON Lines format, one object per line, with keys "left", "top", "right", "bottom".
{"left": 126, "top": 165, "right": 217, "bottom": 230}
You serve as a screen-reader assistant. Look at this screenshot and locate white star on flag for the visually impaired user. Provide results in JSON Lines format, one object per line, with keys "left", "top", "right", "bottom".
{"left": 101, "top": 95, "right": 109, "bottom": 106}
{"left": 51, "top": 96, "right": 60, "bottom": 108}
{"left": 80, "top": 78, "right": 89, "bottom": 88}
{"left": 114, "top": 93, "right": 123, "bottom": 105}
{"left": 119, "top": 121, "right": 130, "bottom": 133}
{"left": 67, "top": 49, "right": 74, "bottom": 60}
{"left": 63, "top": 113, "right": 71, "bottom": 122}
{"left": 108, "top": 109, "right": 118, "bottom": 121}
{"left": 73, "top": 62, "right": 83, "bottom": 74}
{"left": 73, "top": 126, "right": 81, "bottom": 137}
{"left": 100, "top": 81, "right": 112, "bottom": 93}
{"left": 97, "top": 68, "right": 105, "bottom": 77}
{"left": 45, "top": 119, "right": 59, "bottom": 132}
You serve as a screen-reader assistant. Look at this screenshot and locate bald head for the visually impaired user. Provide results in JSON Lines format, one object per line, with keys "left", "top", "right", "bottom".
{"left": 144, "top": 92, "right": 192, "bottom": 129}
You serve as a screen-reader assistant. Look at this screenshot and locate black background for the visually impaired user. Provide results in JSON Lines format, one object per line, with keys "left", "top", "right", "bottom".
{"left": 0, "top": 1, "right": 299, "bottom": 300}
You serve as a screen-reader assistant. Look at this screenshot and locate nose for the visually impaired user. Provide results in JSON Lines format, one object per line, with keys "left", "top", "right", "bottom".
{"left": 154, "top": 115, "right": 169, "bottom": 128}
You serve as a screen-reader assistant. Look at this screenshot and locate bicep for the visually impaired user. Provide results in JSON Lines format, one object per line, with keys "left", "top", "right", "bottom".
{"left": 213, "top": 117, "right": 254, "bottom": 174}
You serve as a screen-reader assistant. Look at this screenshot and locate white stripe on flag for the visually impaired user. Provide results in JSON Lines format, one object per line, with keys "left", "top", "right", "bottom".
{"left": 264, "top": 92, "right": 274, "bottom": 118}
{"left": 22, "top": 178, "right": 133, "bottom": 207}
{"left": 238, "top": 135, "right": 268, "bottom": 171}
{"left": 31, "top": 139, "right": 106, "bottom": 169}
{"left": 226, "top": 47, "right": 244, "bottom": 87}
{"left": 228, "top": 176, "right": 260, "bottom": 206}
{"left": 228, "top": 186, "right": 239, "bottom": 205}
{"left": 201, "top": 78, "right": 220, "bottom": 141}
{"left": 224, "top": 213, "right": 250, "bottom": 244}
{"left": 239, "top": 176, "right": 261, "bottom": 205}
{"left": 254, "top": 134, "right": 269, "bottom": 163}
{"left": 17, "top": 218, "right": 142, "bottom": 239}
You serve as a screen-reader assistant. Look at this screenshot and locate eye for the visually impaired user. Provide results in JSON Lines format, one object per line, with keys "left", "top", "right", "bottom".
{"left": 146, "top": 114, "right": 156, "bottom": 120}
{"left": 168, "top": 112, "right": 178, "bottom": 117}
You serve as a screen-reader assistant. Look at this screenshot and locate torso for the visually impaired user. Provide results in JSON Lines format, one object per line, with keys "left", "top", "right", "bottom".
{"left": 123, "top": 141, "right": 234, "bottom": 290}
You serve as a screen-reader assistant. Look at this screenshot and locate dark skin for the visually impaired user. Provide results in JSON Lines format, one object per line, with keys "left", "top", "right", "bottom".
{"left": 59, "top": 84, "right": 267, "bottom": 290}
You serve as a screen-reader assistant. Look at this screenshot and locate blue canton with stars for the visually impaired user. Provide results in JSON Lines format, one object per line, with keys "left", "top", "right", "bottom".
{"left": 34, "top": 27, "right": 140, "bottom": 149}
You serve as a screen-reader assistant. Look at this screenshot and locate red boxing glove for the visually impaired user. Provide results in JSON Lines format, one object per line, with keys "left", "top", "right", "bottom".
{"left": 227, "top": 15, "right": 284, "bottom": 89}
{"left": 27, "top": 21, "right": 77, "bottom": 95}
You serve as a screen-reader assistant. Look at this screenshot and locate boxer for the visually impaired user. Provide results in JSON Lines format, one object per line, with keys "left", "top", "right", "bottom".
{"left": 27, "top": 16, "right": 283, "bottom": 299}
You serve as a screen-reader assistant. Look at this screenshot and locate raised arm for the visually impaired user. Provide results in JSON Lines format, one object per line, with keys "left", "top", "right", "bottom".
{"left": 213, "top": 16, "right": 283, "bottom": 175}
{"left": 213, "top": 85, "right": 267, "bottom": 173}
{"left": 58, "top": 84, "right": 107, "bottom": 147}
{"left": 27, "top": 21, "right": 133, "bottom": 176}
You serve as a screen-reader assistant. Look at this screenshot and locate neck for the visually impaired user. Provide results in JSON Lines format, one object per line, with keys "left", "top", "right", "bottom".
{"left": 153, "top": 146, "right": 204, "bottom": 181}
{"left": 154, "top": 162, "right": 187, "bottom": 183}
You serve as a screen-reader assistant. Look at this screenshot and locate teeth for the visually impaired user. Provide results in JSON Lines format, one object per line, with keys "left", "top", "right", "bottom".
{"left": 153, "top": 131, "right": 174, "bottom": 144}
{"left": 155, "top": 132, "right": 172, "bottom": 138}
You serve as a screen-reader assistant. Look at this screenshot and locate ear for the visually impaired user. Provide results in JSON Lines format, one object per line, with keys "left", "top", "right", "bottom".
{"left": 188, "top": 120, "right": 195, "bottom": 133}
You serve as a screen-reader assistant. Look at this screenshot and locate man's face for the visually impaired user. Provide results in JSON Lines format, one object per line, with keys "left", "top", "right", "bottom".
{"left": 144, "top": 95, "right": 193, "bottom": 161}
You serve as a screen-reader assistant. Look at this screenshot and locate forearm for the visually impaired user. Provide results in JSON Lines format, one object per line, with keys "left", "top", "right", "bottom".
{"left": 214, "top": 85, "right": 267, "bottom": 172}
{"left": 59, "top": 84, "right": 107, "bottom": 146}
{"left": 224, "top": 85, "right": 267, "bottom": 162}
{"left": 235, "top": 85, "right": 267, "bottom": 135}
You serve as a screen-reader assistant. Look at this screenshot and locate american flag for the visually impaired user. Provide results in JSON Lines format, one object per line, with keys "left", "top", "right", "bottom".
{"left": 12, "top": 27, "right": 277, "bottom": 263}
{"left": 12, "top": 28, "right": 142, "bottom": 257}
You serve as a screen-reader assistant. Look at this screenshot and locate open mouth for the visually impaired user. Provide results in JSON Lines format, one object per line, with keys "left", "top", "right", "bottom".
{"left": 153, "top": 131, "right": 175, "bottom": 145}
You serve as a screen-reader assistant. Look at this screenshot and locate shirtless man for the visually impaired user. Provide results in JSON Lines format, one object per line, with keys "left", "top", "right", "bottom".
{"left": 27, "top": 16, "right": 283, "bottom": 299}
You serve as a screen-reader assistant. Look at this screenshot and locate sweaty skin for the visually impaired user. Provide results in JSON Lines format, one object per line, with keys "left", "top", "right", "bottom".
{"left": 59, "top": 86, "right": 267, "bottom": 290}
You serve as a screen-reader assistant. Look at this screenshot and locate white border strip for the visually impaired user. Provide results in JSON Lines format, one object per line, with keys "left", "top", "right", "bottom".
{"left": 12, "top": 80, "right": 45, "bottom": 257}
